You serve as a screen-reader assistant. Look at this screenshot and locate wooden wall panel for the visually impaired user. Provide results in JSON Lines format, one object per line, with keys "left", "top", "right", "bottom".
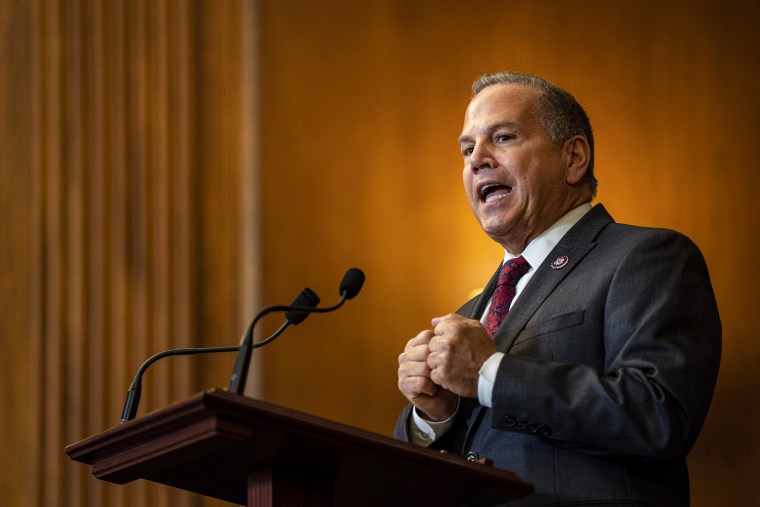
{"left": 256, "top": 1, "right": 760, "bottom": 505}
{"left": 0, "top": 0, "right": 257, "bottom": 505}
{"left": 0, "top": 2, "right": 37, "bottom": 506}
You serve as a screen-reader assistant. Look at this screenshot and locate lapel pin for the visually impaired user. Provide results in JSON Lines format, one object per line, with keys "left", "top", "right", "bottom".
{"left": 550, "top": 256, "right": 569, "bottom": 270}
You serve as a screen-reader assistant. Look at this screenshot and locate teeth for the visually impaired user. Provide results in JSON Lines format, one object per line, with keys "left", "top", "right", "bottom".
{"left": 485, "top": 193, "right": 508, "bottom": 203}
{"left": 480, "top": 183, "right": 510, "bottom": 203}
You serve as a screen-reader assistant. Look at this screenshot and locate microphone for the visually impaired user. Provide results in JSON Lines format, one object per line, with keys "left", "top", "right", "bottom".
{"left": 119, "top": 287, "right": 321, "bottom": 424}
{"left": 227, "top": 268, "right": 365, "bottom": 394}
{"left": 285, "top": 287, "right": 321, "bottom": 325}
{"left": 339, "top": 267, "right": 365, "bottom": 299}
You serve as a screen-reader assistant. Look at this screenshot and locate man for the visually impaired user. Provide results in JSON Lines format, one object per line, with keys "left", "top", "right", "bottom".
{"left": 395, "top": 72, "right": 721, "bottom": 506}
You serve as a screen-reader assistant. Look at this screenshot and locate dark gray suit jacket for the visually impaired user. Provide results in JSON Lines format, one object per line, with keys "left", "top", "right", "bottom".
{"left": 394, "top": 204, "right": 721, "bottom": 506}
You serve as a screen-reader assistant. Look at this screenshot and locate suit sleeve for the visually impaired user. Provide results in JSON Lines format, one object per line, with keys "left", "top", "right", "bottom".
{"left": 395, "top": 399, "right": 475, "bottom": 453}
{"left": 394, "top": 404, "right": 414, "bottom": 441}
{"left": 490, "top": 230, "right": 721, "bottom": 460}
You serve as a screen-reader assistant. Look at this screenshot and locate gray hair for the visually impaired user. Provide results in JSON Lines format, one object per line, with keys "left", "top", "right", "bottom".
{"left": 472, "top": 72, "right": 597, "bottom": 198}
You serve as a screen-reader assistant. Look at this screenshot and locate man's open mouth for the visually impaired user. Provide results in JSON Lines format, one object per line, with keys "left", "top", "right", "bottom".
{"left": 479, "top": 183, "right": 512, "bottom": 203}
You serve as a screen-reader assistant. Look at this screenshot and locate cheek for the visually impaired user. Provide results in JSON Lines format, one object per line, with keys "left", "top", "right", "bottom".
{"left": 463, "top": 171, "right": 477, "bottom": 206}
{"left": 517, "top": 161, "right": 554, "bottom": 197}
{"left": 462, "top": 166, "right": 471, "bottom": 189}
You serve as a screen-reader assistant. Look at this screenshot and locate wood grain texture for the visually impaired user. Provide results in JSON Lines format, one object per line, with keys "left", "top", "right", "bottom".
{"left": 0, "top": 1, "right": 256, "bottom": 506}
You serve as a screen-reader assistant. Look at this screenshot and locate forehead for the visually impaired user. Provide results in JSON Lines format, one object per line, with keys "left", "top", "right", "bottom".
{"left": 461, "top": 83, "right": 540, "bottom": 134}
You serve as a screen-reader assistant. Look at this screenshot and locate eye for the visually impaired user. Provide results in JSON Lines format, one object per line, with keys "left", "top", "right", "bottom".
{"left": 461, "top": 145, "right": 474, "bottom": 157}
{"left": 495, "top": 133, "right": 515, "bottom": 143}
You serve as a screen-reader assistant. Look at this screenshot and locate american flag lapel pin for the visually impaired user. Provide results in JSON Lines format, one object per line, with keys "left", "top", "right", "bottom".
{"left": 550, "top": 256, "right": 569, "bottom": 270}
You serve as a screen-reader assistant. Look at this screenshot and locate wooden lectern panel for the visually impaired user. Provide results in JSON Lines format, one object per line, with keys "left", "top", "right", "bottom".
{"left": 66, "top": 389, "right": 532, "bottom": 506}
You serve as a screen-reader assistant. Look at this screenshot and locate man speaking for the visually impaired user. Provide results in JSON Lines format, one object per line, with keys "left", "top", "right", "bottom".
{"left": 395, "top": 72, "right": 721, "bottom": 506}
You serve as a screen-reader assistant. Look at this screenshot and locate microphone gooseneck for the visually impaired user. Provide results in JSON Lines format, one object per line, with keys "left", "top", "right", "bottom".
{"left": 228, "top": 268, "right": 365, "bottom": 395}
{"left": 119, "top": 268, "right": 365, "bottom": 423}
{"left": 119, "top": 345, "right": 238, "bottom": 424}
{"left": 119, "top": 286, "right": 321, "bottom": 424}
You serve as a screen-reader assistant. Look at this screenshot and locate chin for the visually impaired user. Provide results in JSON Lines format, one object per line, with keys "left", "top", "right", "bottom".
{"left": 480, "top": 221, "right": 511, "bottom": 241}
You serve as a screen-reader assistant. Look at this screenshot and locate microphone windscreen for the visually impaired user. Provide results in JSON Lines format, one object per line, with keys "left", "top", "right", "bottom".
{"left": 339, "top": 268, "right": 365, "bottom": 300}
{"left": 285, "top": 287, "right": 321, "bottom": 325}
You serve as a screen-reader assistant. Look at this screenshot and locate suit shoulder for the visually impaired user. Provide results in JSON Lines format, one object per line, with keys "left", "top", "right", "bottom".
{"left": 597, "top": 221, "right": 702, "bottom": 253}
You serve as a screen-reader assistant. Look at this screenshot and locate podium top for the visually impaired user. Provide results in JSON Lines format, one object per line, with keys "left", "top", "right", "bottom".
{"left": 66, "top": 389, "right": 532, "bottom": 506}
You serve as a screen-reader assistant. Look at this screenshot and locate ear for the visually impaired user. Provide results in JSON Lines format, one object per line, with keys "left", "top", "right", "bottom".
{"left": 563, "top": 135, "right": 591, "bottom": 185}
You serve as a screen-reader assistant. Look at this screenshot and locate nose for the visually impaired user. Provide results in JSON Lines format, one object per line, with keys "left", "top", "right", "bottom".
{"left": 468, "top": 142, "right": 496, "bottom": 173}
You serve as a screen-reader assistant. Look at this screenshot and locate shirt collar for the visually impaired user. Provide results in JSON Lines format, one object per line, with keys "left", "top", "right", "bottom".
{"left": 503, "top": 203, "right": 592, "bottom": 270}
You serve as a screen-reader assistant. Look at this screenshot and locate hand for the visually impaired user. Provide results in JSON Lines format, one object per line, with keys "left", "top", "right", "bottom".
{"left": 427, "top": 314, "right": 498, "bottom": 398}
{"left": 398, "top": 330, "right": 458, "bottom": 421}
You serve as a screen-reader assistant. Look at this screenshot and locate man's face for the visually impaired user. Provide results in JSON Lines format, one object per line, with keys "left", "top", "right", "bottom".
{"left": 459, "top": 83, "right": 573, "bottom": 253}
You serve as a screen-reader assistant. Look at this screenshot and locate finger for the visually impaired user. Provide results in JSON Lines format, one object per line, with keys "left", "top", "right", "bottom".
{"left": 432, "top": 314, "right": 469, "bottom": 337}
{"left": 399, "top": 375, "right": 438, "bottom": 398}
{"left": 427, "top": 334, "right": 451, "bottom": 354}
{"left": 429, "top": 365, "right": 447, "bottom": 390}
{"left": 399, "top": 343, "right": 432, "bottom": 365}
{"left": 431, "top": 313, "right": 462, "bottom": 328}
{"left": 426, "top": 348, "right": 446, "bottom": 371}
{"left": 407, "top": 329, "right": 435, "bottom": 347}
{"left": 398, "top": 358, "right": 432, "bottom": 379}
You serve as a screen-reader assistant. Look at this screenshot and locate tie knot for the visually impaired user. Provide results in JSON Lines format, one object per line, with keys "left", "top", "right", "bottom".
{"left": 498, "top": 255, "right": 530, "bottom": 287}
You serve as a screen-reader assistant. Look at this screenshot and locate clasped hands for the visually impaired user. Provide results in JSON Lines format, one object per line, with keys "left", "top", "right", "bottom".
{"left": 397, "top": 313, "right": 498, "bottom": 422}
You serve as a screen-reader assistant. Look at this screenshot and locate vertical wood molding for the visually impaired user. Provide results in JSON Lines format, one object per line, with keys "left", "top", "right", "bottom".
{"left": 40, "top": 0, "right": 65, "bottom": 504}
{"left": 0, "top": 1, "right": 258, "bottom": 505}
{"left": 1, "top": 1, "right": 40, "bottom": 505}
{"left": 239, "top": 0, "right": 262, "bottom": 399}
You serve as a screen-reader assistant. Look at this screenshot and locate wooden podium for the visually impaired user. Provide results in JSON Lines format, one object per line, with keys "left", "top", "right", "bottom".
{"left": 66, "top": 389, "right": 533, "bottom": 506}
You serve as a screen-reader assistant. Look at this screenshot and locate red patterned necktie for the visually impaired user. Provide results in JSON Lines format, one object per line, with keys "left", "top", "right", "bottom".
{"left": 484, "top": 256, "right": 530, "bottom": 336}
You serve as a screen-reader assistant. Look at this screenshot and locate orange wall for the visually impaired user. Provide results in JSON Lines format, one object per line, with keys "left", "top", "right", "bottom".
{"left": 256, "top": 1, "right": 760, "bottom": 505}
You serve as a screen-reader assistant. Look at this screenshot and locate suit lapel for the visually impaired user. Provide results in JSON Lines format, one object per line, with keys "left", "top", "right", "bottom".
{"left": 466, "top": 264, "right": 502, "bottom": 320}
{"left": 457, "top": 261, "right": 502, "bottom": 454}
{"left": 492, "top": 204, "right": 614, "bottom": 352}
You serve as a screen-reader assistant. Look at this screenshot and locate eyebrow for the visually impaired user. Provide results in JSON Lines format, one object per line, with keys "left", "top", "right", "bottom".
{"left": 458, "top": 121, "right": 520, "bottom": 145}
